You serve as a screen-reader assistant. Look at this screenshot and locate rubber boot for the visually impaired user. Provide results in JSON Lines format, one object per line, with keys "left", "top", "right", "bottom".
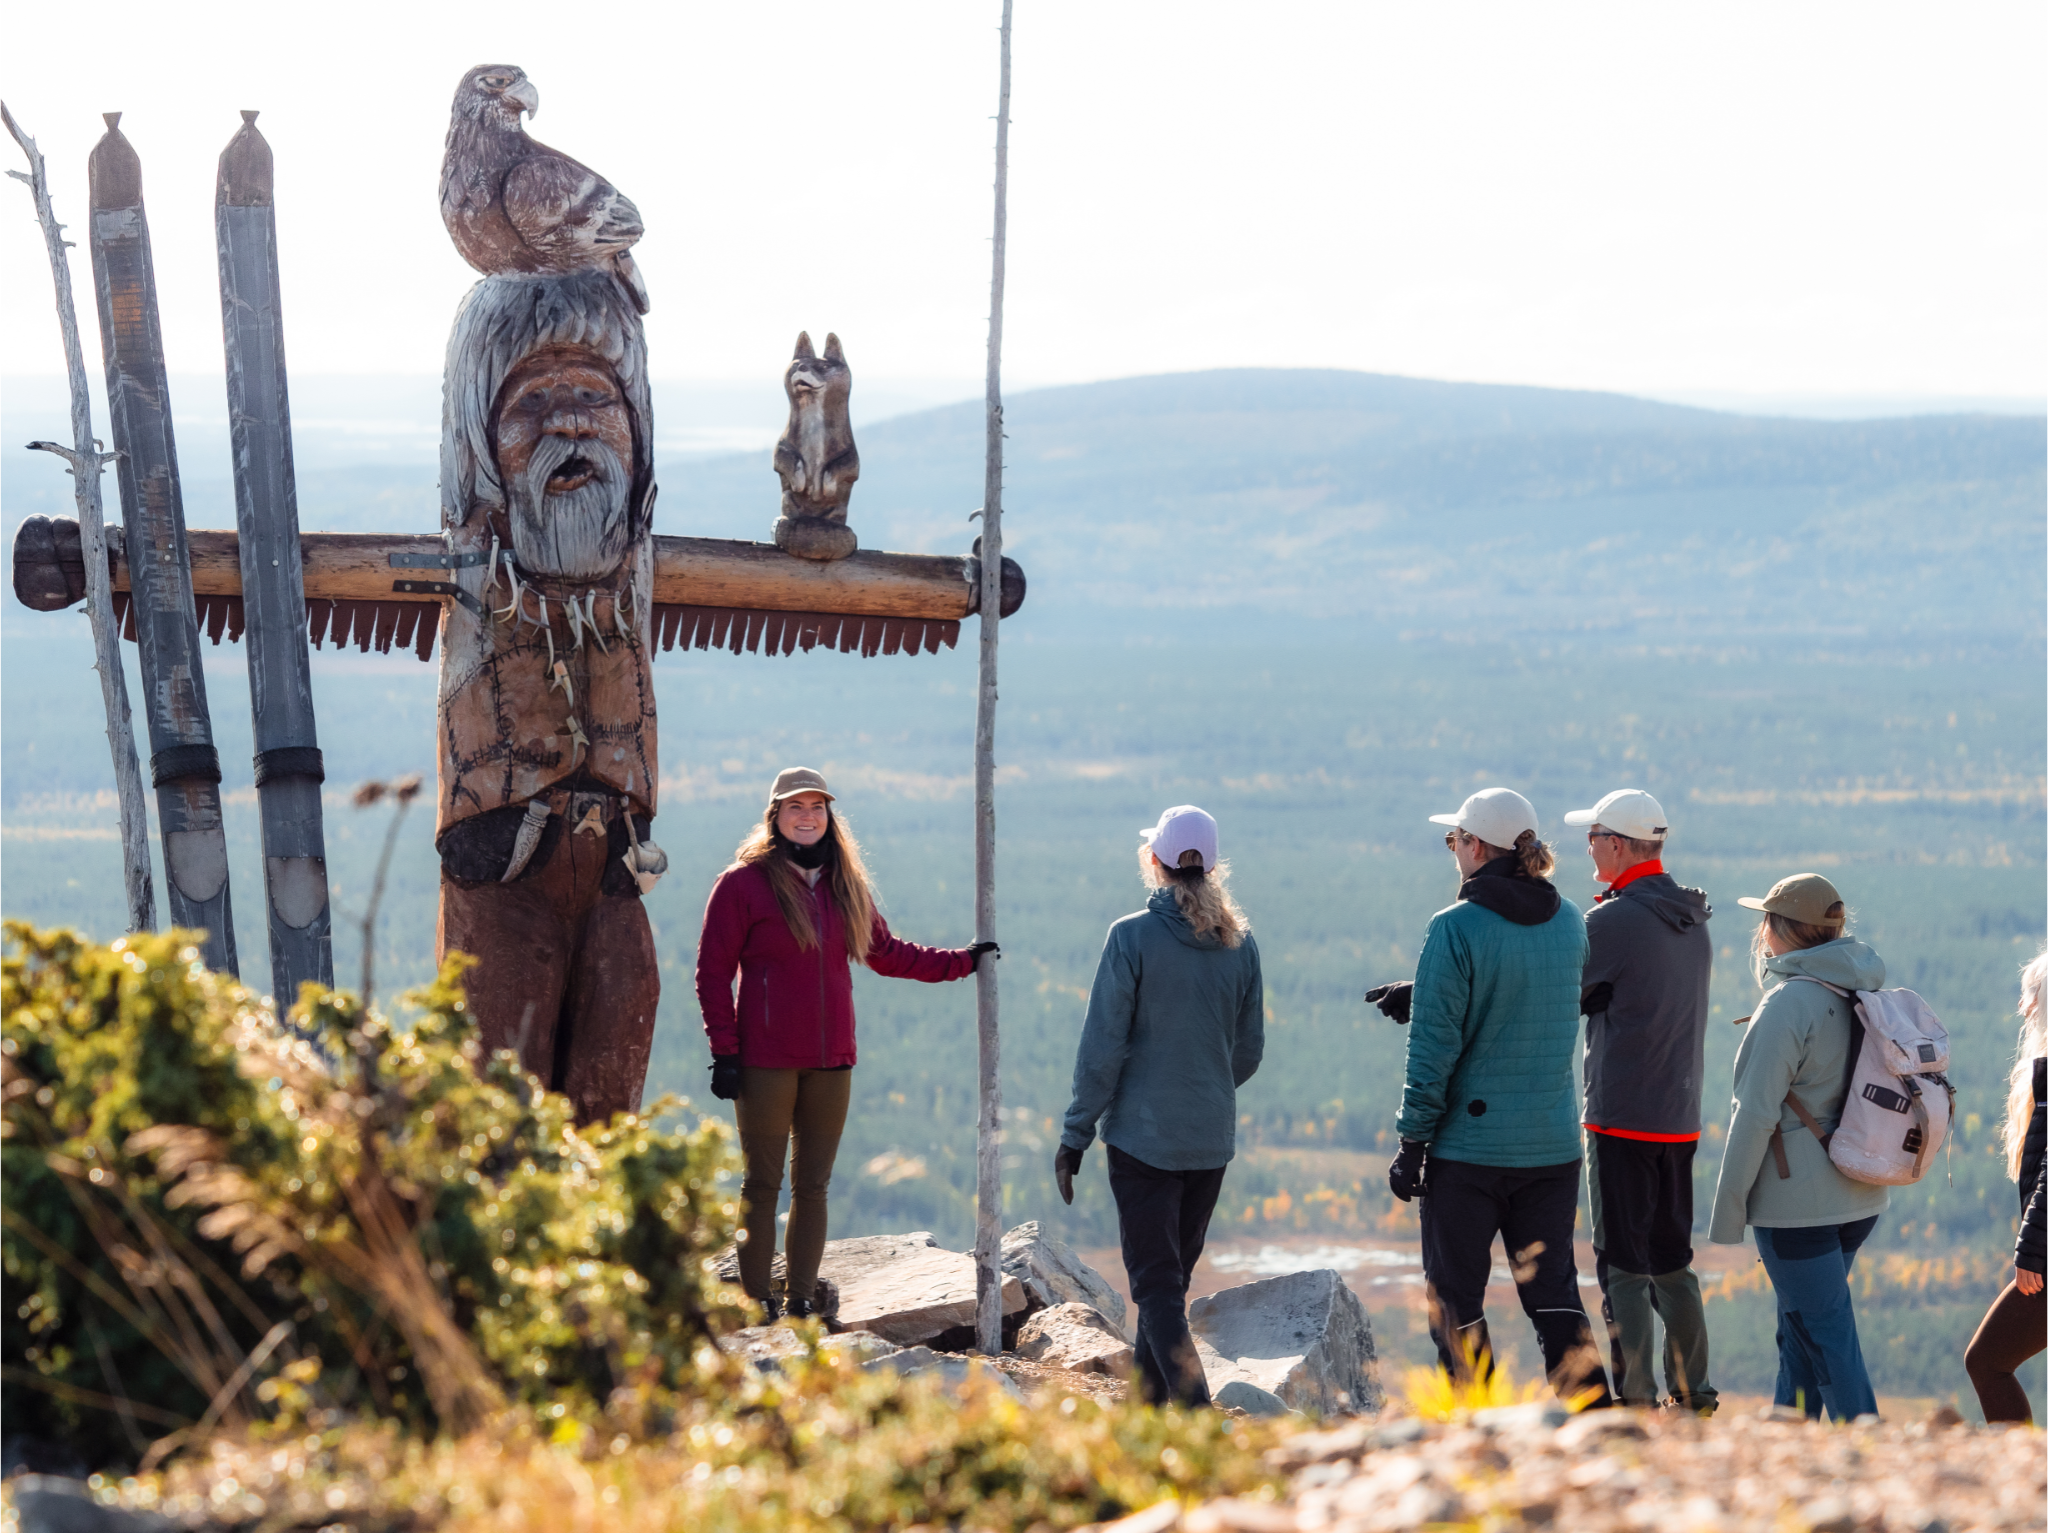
{"left": 1603, "top": 1266, "right": 1661, "bottom": 1406}
{"left": 1651, "top": 1267, "right": 1718, "bottom": 1415}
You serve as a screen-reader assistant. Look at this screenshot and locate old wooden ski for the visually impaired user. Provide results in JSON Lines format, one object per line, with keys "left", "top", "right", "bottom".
{"left": 216, "top": 111, "right": 331, "bottom": 997}
{"left": 88, "top": 114, "right": 238, "bottom": 974}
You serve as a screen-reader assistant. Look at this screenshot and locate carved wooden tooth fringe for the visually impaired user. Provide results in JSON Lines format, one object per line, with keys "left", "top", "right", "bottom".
{"left": 106, "top": 595, "right": 959, "bottom": 663}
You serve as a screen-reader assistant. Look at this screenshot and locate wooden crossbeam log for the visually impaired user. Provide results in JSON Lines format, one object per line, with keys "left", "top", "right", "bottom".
{"left": 20, "top": 523, "right": 1025, "bottom": 663}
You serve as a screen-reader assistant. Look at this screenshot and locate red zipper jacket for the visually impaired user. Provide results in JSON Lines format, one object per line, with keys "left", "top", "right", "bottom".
{"left": 695, "top": 861, "right": 975, "bottom": 1068}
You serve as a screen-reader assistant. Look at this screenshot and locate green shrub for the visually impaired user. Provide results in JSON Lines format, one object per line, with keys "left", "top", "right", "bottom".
{"left": 2, "top": 922, "right": 748, "bottom": 1463}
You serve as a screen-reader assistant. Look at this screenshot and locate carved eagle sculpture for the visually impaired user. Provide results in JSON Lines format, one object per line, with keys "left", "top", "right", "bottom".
{"left": 440, "top": 64, "right": 650, "bottom": 313}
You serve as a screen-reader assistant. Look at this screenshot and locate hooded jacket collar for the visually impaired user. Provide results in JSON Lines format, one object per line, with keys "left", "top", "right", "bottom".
{"left": 1600, "top": 870, "right": 1712, "bottom": 933}
{"left": 1147, "top": 886, "right": 1224, "bottom": 949}
{"left": 1764, "top": 935, "right": 1886, "bottom": 992}
{"left": 1459, "top": 855, "right": 1562, "bottom": 926}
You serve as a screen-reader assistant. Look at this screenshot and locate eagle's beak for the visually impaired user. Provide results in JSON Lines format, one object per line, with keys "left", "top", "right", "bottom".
{"left": 508, "top": 78, "right": 540, "bottom": 118}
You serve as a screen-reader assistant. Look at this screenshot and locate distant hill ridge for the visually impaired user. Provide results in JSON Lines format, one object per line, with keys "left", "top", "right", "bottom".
{"left": 670, "top": 368, "right": 2045, "bottom": 650}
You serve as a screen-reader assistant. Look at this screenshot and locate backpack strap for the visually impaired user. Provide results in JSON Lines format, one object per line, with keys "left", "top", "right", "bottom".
{"left": 1770, "top": 1095, "right": 1833, "bottom": 1178}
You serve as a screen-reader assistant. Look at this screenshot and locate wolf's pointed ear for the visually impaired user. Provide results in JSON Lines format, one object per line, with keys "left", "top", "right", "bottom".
{"left": 823, "top": 332, "right": 844, "bottom": 363}
{"left": 793, "top": 331, "right": 815, "bottom": 360}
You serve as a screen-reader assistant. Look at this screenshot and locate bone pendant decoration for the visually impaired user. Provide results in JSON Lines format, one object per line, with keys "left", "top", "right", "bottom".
{"left": 773, "top": 331, "right": 860, "bottom": 561}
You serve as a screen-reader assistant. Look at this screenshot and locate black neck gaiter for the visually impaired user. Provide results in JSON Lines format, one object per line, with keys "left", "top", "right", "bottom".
{"left": 785, "top": 836, "right": 833, "bottom": 871}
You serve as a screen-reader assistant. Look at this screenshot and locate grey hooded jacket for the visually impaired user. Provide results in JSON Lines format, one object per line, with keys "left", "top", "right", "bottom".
{"left": 1060, "top": 887, "right": 1265, "bottom": 1171}
{"left": 1708, "top": 937, "right": 1892, "bottom": 1242}
{"left": 1581, "top": 873, "right": 1713, "bottom": 1137}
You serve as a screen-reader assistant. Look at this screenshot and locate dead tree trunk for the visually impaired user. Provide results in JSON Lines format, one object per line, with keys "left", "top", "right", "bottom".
{"left": 88, "top": 114, "right": 238, "bottom": 974}
{"left": 972, "top": 0, "right": 1015, "bottom": 1359}
{"left": 2, "top": 101, "right": 156, "bottom": 934}
{"left": 217, "top": 112, "right": 333, "bottom": 999}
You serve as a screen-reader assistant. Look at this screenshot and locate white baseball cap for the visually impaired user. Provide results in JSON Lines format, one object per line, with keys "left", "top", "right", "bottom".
{"left": 1141, "top": 805, "right": 1219, "bottom": 872}
{"left": 1563, "top": 789, "right": 1668, "bottom": 841}
{"left": 1428, "top": 788, "right": 1538, "bottom": 849}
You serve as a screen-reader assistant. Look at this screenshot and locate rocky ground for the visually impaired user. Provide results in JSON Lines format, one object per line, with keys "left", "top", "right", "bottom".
{"left": 1112, "top": 1404, "right": 2044, "bottom": 1533}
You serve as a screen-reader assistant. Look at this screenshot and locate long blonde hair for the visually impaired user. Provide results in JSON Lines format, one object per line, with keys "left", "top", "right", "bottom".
{"left": 2003, "top": 948, "right": 2048, "bottom": 1180}
{"left": 734, "top": 802, "right": 879, "bottom": 964}
{"left": 1139, "top": 847, "right": 1250, "bottom": 949}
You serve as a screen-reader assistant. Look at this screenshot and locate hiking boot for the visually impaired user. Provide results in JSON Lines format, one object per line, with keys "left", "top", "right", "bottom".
{"left": 756, "top": 1294, "right": 783, "bottom": 1324}
{"left": 785, "top": 1294, "right": 816, "bottom": 1320}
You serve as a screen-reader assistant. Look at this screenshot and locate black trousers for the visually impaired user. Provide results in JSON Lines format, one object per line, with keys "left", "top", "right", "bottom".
{"left": 1586, "top": 1132, "right": 1695, "bottom": 1276}
{"left": 1418, "top": 1156, "right": 1613, "bottom": 1407}
{"left": 1107, "top": 1144, "right": 1227, "bottom": 1407}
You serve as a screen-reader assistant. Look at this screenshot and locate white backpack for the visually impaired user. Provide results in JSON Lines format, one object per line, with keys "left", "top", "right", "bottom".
{"left": 1770, "top": 980, "right": 1956, "bottom": 1187}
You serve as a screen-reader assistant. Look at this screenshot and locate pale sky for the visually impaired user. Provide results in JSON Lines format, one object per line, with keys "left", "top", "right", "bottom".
{"left": 2, "top": 1, "right": 2042, "bottom": 405}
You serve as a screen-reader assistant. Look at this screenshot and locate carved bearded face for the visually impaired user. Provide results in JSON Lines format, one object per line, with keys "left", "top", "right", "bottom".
{"left": 494, "top": 349, "right": 635, "bottom": 579}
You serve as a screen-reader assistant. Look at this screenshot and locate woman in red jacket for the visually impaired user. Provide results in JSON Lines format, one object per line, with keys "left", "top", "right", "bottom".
{"left": 695, "top": 766, "right": 993, "bottom": 1319}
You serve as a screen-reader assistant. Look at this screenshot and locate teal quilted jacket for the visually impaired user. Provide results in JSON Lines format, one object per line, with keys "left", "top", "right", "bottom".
{"left": 1395, "top": 894, "right": 1590, "bottom": 1167}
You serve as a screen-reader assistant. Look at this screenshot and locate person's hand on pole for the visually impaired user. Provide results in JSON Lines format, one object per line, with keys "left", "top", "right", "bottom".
{"left": 1387, "top": 1139, "right": 1430, "bottom": 1202}
{"left": 1365, "top": 982, "right": 1413, "bottom": 1025}
{"left": 2018, "top": 1265, "right": 2044, "bottom": 1297}
{"left": 968, "top": 940, "right": 1001, "bottom": 963}
{"left": 709, "top": 1056, "right": 744, "bottom": 1101}
{"left": 1054, "top": 1143, "right": 1084, "bottom": 1205}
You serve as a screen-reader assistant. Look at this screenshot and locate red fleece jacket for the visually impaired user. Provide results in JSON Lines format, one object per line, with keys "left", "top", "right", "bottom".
{"left": 694, "top": 861, "right": 975, "bottom": 1068}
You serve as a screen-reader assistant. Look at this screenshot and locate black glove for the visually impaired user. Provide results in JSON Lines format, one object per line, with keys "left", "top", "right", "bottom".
{"left": 1387, "top": 1139, "right": 1430, "bottom": 1202}
{"left": 709, "top": 1056, "right": 744, "bottom": 1101}
{"left": 1054, "top": 1143, "right": 1084, "bottom": 1206}
{"left": 968, "top": 941, "right": 1001, "bottom": 962}
{"left": 1580, "top": 981, "right": 1614, "bottom": 1018}
{"left": 1365, "top": 982, "right": 1414, "bottom": 1025}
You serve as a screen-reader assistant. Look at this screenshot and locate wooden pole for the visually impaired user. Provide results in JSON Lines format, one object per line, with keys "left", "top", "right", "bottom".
{"left": 972, "top": 0, "right": 1014, "bottom": 1359}
{"left": 88, "top": 114, "right": 238, "bottom": 975}
{"left": 216, "top": 112, "right": 333, "bottom": 999}
{"left": 2, "top": 101, "right": 157, "bottom": 934}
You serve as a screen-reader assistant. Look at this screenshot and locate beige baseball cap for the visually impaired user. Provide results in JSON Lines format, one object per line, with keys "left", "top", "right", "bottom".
{"left": 1737, "top": 873, "right": 1845, "bottom": 927}
{"left": 769, "top": 766, "right": 835, "bottom": 802}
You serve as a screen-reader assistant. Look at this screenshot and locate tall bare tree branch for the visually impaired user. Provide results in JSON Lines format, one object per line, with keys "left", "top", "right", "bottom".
{"left": 973, "top": 0, "right": 1015, "bottom": 1357}
{"left": 4, "top": 100, "right": 156, "bottom": 933}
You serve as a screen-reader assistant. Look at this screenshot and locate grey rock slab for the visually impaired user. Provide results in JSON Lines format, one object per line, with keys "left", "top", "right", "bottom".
{"left": 1015, "top": 1301, "right": 1136, "bottom": 1375}
{"left": 834, "top": 1243, "right": 1026, "bottom": 1346}
{"left": 1001, "top": 1220, "right": 1129, "bottom": 1337}
{"left": 13, "top": 1476, "right": 176, "bottom": 1533}
{"left": 1215, "top": 1379, "right": 1292, "bottom": 1417}
{"left": 1189, "top": 1268, "right": 1383, "bottom": 1417}
{"left": 861, "top": 1345, "right": 1026, "bottom": 1399}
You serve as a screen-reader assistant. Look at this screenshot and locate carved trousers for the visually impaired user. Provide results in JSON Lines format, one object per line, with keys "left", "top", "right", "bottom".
{"left": 437, "top": 826, "right": 657, "bottom": 1125}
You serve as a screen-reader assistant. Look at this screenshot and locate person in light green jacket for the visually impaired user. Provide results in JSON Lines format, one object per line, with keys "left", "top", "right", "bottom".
{"left": 1709, "top": 873, "right": 1888, "bottom": 1420}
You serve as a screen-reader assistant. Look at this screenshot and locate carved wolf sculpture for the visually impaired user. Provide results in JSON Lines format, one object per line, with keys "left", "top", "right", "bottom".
{"left": 433, "top": 265, "right": 663, "bottom": 1122}
{"left": 772, "top": 331, "right": 860, "bottom": 561}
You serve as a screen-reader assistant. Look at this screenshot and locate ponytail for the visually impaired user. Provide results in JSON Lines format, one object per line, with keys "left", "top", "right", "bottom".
{"left": 1139, "top": 846, "right": 1251, "bottom": 948}
{"left": 1468, "top": 829, "right": 1556, "bottom": 880}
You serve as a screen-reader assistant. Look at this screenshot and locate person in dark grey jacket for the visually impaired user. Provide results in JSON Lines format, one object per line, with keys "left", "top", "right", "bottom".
{"left": 1056, "top": 805, "right": 1264, "bottom": 1407}
{"left": 1563, "top": 789, "right": 1718, "bottom": 1414}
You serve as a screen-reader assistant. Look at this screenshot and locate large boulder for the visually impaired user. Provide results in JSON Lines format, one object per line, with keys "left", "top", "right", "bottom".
{"left": 1189, "top": 1269, "right": 1382, "bottom": 1416}
{"left": 1001, "top": 1220, "right": 1129, "bottom": 1338}
{"left": 1015, "top": 1302, "right": 1136, "bottom": 1375}
{"left": 834, "top": 1242, "right": 1028, "bottom": 1346}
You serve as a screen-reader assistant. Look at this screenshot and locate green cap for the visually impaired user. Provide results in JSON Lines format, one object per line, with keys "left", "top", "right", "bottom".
{"left": 1737, "top": 872, "right": 1845, "bottom": 928}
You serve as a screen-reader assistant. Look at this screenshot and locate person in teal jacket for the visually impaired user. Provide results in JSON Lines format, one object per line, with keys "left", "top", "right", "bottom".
{"left": 1057, "top": 805, "right": 1264, "bottom": 1406}
{"left": 1371, "top": 788, "right": 1612, "bottom": 1407}
{"left": 1709, "top": 872, "right": 1888, "bottom": 1420}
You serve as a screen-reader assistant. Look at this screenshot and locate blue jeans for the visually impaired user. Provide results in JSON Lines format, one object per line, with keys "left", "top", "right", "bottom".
{"left": 1754, "top": 1216, "right": 1880, "bottom": 1421}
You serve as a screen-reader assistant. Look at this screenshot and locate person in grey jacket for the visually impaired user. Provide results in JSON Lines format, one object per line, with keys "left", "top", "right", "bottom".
{"left": 1709, "top": 873, "right": 1889, "bottom": 1420}
{"left": 1563, "top": 789, "right": 1718, "bottom": 1414}
{"left": 1056, "top": 805, "right": 1264, "bottom": 1406}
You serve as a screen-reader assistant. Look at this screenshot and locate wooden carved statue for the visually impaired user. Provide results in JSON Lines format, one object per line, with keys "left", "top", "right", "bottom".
{"left": 432, "top": 262, "right": 665, "bottom": 1122}
{"left": 772, "top": 332, "right": 860, "bottom": 561}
